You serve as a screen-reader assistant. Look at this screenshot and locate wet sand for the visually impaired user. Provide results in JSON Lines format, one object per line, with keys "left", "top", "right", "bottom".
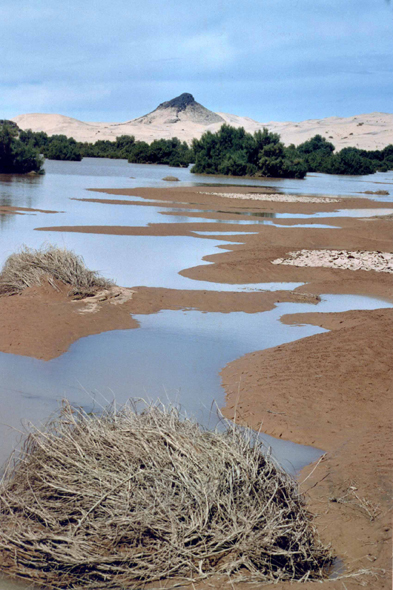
{"left": 0, "top": 285, "right": 321, "bottom": 360}
{"left": 0, "top": 205, "right": 59, "bottom": 216}
{"left": 0, "top": 282, "right": 137, "bottom": 360}
{"left": 86, "top": 184, "right": 393, "bottom": 213}
{"left": 222, "top": 308, "right": 393, "bottom": 589}
{"left": 0, "top": 185, "right": 392, "bottom": 588}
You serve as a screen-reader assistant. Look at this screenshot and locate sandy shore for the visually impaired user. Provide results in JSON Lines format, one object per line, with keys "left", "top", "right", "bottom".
{"left": 0, "top": 282, "right": 137, "bottom": 360}
{"left": 1, "top": 184, "right": 392, "bottom": 588}
{"left": 221, "top": 308, "right": 392, "bottom": 589}
{"left": 0, "top": 285, "right": 321, "bottom": 360}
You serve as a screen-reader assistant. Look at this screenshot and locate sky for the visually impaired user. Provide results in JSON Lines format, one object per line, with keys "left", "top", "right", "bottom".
{"left": 1, "top": 0, "right": 392, "bottom": 123}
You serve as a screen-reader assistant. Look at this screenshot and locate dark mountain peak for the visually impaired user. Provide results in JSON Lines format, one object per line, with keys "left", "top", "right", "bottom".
{"left": 157, "top": 93, "right": 196, "bottom": 112}
{"left": 132, "top": 93, "right": 224, "bottom": 126}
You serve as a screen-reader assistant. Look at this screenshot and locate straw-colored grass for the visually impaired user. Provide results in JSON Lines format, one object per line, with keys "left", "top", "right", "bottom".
{"left": 0, "top": 401, "right": 333, "bottom": 589}
{"left": 0, "top": 245, "right": 113, "bottom": 298}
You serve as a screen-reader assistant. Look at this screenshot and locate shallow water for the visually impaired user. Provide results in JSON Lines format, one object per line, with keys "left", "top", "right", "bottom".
{"left": 1, "top": 294, "right": 391, "bottom": 476}
{"left": 0, "top": 158, "right": 392, "bottom": 211}
{"left": 0, "top": 159, "right": 391, "bottom": 463}
{"left": 213, "top": 171, "right": 393, "bottom": 200}
{"left": 216, "top": 207, "right": 393, "bottom": 221}
{"left": 279, "top": 208, "right": 393, "bottom": 219}
{"left": 0, "top": 158, "right": 391, "bottom": 590}
{"left": 0, "top": 229, "right": 304, "bottom": 293}
{"left": 193, "top": 223, "right": 340, "bottom": 230}
{"left": 1, "top": 164, "right": 311, "bottom": 292}
{"left": 29, "top": 158, "right": 392, "bottom": 199}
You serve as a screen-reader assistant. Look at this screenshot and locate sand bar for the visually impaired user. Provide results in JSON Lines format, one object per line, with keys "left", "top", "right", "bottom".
{"left": 198, "top": 191, "right": 341, "bottom": 203}
{"left": 0, "top": 184, "right": 392, "bottom": 588}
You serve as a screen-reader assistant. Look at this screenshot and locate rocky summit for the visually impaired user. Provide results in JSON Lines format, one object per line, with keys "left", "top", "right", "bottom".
{"left": 157, "top": 93, "right": 197, "bottom": 111}
{"left": 134, "top": 93, "right": 225, "bottom": 126}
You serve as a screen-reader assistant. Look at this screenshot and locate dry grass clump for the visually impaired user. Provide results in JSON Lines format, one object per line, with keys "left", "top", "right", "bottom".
{"left": 0, "top": 402, "right": 333, "bottom": 589}
{"left": 0, "top": 245, "right": 112, "bottom": 297}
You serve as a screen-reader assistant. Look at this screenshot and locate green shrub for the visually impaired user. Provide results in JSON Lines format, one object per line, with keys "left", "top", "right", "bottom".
{"left": 0, "top": 124, "right": 43, "bottom": 174}
{"left": 44, "top": 136, "right": 82, "bottom": 161}
{"left": 290, "top": 136, "right": 393, "bottom": 176}
{"left": 191, "top": 124, "right": 307, "bottom": 179}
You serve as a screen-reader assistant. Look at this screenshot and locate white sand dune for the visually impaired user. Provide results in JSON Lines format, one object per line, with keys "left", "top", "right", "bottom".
{"left": 12, "top": 93, "right": 393, "bottom": 150}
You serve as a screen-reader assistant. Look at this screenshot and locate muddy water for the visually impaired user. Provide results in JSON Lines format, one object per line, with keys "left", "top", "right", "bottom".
{"left": 0, "top": 159, "right": 391, "bottom": 466}
{"left": 1, "top": 294, "right": 391, "bottom": 474}
{"left": 0, "top": 158, "right": 392, "bottom": 590}
{"left": 1, "top": 159, "right": 392, "bottom": 456}
{"left": 24, "top": 158, "right": 392, "bottom": 199}
{"left": 209, "top": 208, "right": 393, "bottom": 221}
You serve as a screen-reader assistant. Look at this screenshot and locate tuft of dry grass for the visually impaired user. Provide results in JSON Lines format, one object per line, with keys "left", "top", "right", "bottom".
{"left": 0, "top": 245, "right": 113, "bottom": 298}
{"left": 0, "top": 401, "right": 333, "bottom": 589}
{"left": 329, "top": 483, "right": 381, "bottom": 522}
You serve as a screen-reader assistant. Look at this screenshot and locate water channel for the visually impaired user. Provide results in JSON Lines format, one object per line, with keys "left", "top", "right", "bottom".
{"left": 0, "top": 158, "right": 392, "bottom": 589}
{"left": 1, "top": 158, "right": 392, "bottom": 464}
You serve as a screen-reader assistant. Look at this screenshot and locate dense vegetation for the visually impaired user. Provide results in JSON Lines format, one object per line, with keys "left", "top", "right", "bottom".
{"left": 79, "top": 135, "right": 137, "bottom": 159}
{"left": 10, "top": 123, "right": 393, "bottom": 177}
{"left": 192, "top": 126, "right": 393, "bottom": 178}
{"left": 288, "top": 135, "right": 393, "bottom": 176}
{"left": 128, "top": 138, "right": 193, "bottom": 167}
{"left": 191, "top": 125, "right": 307, "bottom": 178}
{"left": 19, "top": 130, "right": 192, "bottom": 167}
{"left": 19, "top": 130, "right": 82, "bottom": 161}
{"left": 0, "top": 123, "right": 43, "bottom": 174}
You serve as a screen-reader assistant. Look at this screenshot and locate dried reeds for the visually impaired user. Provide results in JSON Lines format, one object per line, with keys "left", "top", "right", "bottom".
{"left": 0, "top": 245, "right": 112, "bottom": 297}
{"left": 0, "top": 402, "right": 333, "bottom": 588}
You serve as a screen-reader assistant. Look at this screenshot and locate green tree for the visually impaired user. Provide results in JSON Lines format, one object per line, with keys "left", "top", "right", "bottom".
{"left": 289, "top": 135, "right": 393, "bottom": 175}
{"left": 127, "top": 142, "right": 151, "bottom": 164}
{"left": 43, "top": 135, "right": 82, "bottom": 161}
{"left": 0, "top": 124, "right": 43, "bottom": 174}
{"left": 191, "top": 125, "right": 307, "bottom": 179}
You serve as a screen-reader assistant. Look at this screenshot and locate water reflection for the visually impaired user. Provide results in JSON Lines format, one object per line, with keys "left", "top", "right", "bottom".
{"left": 279, "top": 208, "right": 393, "bottom": 219}
{"left": 218, "top": 209, "right": 275, "bottom": 218}
{"left": 0, "top": 160, "right": 392, "bottom": 214}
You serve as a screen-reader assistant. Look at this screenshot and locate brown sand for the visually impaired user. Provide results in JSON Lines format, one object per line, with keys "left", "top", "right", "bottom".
{"left": 0, "top": 282, "right": 137, "bottom": 360}
{"left": 0, "top": 285, "right": 321, "bottom": 360}
{"left": 221, "top": 308, "right": 393, "bottom": 589}
{"left": 87, "top": 184, "right": 393, "bottom": 213}
{"left": 1, "top": 185, "right": 392, "bottom": 588}
{"left": 0, "top": 205, "right": 59, "bottom": 216}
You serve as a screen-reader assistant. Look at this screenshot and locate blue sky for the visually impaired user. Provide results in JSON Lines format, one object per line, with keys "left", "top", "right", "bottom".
{"left": 1, "top": 0, "right": 392, "bottom": 122}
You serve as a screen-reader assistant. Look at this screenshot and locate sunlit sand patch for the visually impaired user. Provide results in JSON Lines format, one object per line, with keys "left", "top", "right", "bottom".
{"left": 272, "top": 249, "right": 393, "bottom": 273}
{"left": 198, "top": 191, "right": 340, "bottom": 203}
{"left": 75, "top": 287, "right": 134, "bottom": 314}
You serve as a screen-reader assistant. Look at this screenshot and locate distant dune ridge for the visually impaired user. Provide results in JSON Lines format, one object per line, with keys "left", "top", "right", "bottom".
{"left": 12, "top": 93, "right": 393, "bottom": 150}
